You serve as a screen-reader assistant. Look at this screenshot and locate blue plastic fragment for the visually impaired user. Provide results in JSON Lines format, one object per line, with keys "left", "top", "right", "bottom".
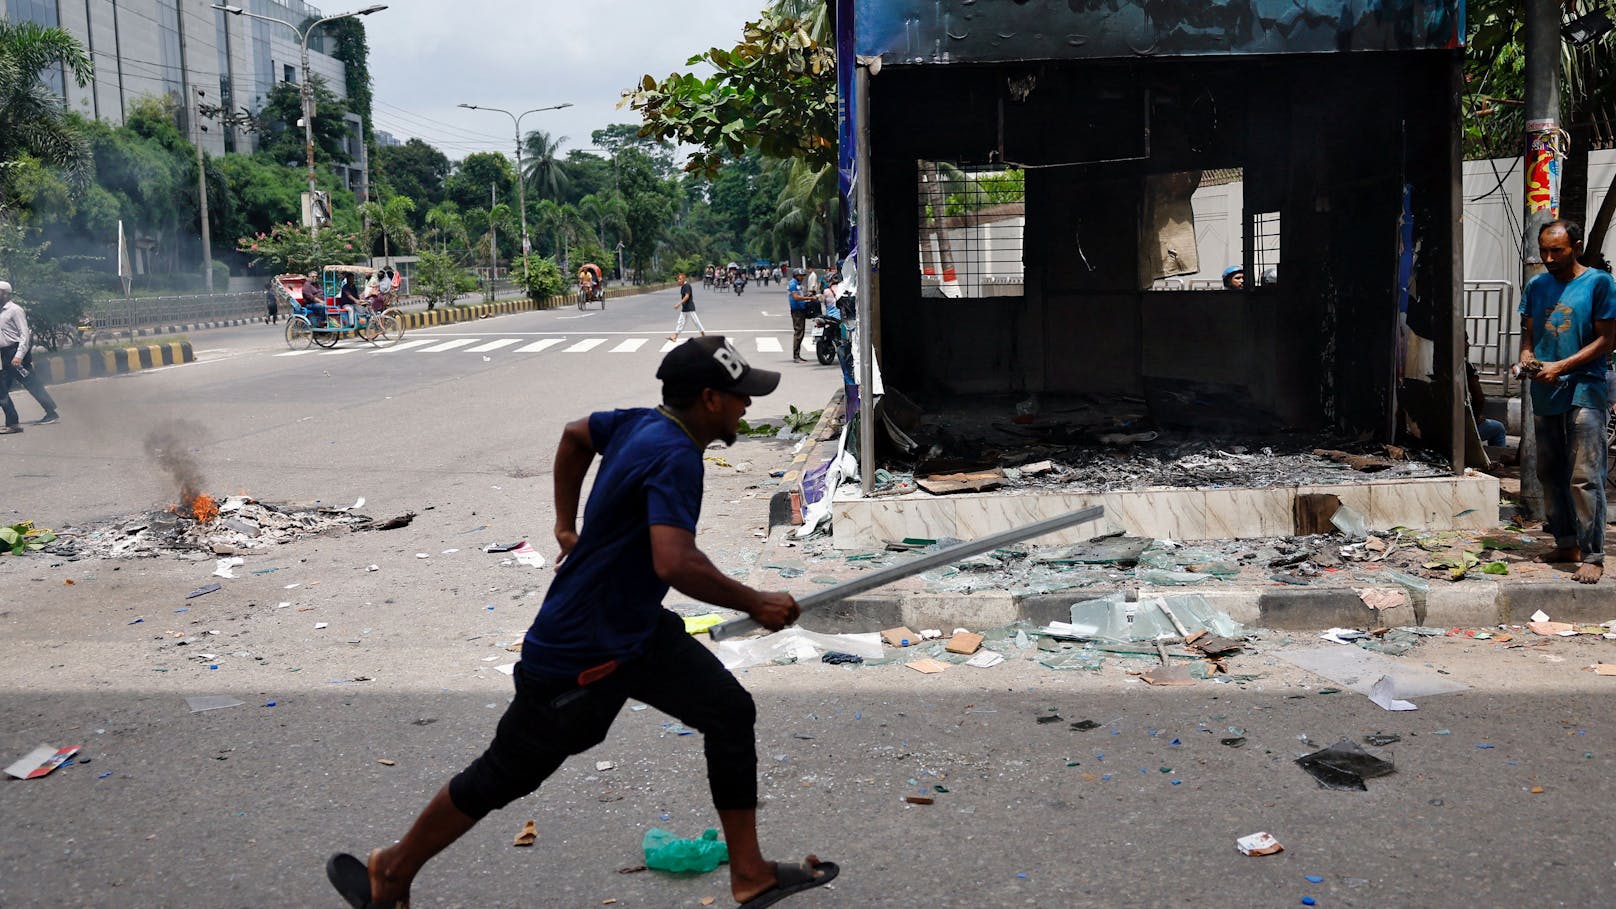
{"left": 1476, "top": 744, "right": 1495, "bottom": 749}
{"left": 98, "top": 771, "right": 113, "bottom": 779}
{"left": 264, "top": 701, "right": 277, "bottom": 707}
{"left": 1016, "top": 873, "right": 1028, "bottom": 879}
{"left": 175, "top": 608, "right": 189, "bottom": 613}
{"left": 1170, "top": 780, "right": 1182, "bottom": 785}
{"left": 1169, "top": 738, "right": 1181, "bottom": 746}
{"left": 128, "top": 618, "right": 144, "bottom": 625}
{"left": 1302, "top": 898, "right": 1316, "bottom": 907}
{"left": 1306, "top": 875, "right": 1324, "bottom": 883}
{"left": 208, "top": 664, "right": 218, "bottom": 669}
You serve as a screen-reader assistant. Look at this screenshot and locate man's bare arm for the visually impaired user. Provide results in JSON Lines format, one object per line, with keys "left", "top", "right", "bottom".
{"left": 650, "top": 525, "right": 799, "bottom": 630}
{"left": 552, "top": 418, "right": 596, "bottom": 562}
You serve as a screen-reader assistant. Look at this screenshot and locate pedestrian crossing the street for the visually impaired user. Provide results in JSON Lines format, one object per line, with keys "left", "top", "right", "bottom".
{"left": 272, "top": 334, "right": 797, "bottom": 360}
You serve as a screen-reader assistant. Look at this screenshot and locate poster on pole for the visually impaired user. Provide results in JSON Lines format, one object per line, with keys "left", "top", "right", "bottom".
{"left": 117, "top": 220, "right": 133, "bottom": 298}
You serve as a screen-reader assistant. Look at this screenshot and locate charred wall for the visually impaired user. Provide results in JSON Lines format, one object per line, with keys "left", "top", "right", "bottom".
{"left": 870, "top": 50, "right": 1460, "bottom": 441}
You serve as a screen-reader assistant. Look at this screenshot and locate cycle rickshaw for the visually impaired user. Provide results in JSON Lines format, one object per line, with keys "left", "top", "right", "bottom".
{"left": 278, "top": 265, "right": 406, "bottom": 350}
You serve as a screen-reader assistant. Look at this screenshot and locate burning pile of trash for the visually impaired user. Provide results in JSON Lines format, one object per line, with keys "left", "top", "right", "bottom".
{"left": 33, "top": 421, "right": 403, "bottom": 560}
{"left": 47, "top": 496, "right": 386, "bottom": 560}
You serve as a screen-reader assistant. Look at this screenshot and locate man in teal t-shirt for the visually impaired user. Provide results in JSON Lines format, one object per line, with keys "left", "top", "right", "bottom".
{"left": 1518, "top": 219, "right": 1616, "bottom": 583}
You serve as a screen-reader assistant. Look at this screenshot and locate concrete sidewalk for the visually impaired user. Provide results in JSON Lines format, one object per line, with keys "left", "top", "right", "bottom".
{"left": 753, "top": 394, "right": 1616, "bottom": 635}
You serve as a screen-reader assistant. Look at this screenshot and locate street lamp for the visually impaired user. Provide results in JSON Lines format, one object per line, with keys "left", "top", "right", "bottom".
{"left": 214, "top": 3, "right": 388, "bottom": 235}
{"left": 458, "top": 101, "right": 572, "bottom": 287}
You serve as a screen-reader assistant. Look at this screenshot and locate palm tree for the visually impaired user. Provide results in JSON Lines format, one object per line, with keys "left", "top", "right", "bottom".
{"left": 522, "top": 129, "right": 570, "bottom": 203}
{"left": 577, "top": 192, "right": 630, "bottom": 251}
{"left": 773, "top": 157, "right": 841, "bottom": 265}
{"left": 357, "top": 195, "right": 417, "bottom": 263}
{"left": 424, "top": 201, "right": 468, "bottom": 258}
{"left": 0, "top": 21, "right": 94, "bottom": 192}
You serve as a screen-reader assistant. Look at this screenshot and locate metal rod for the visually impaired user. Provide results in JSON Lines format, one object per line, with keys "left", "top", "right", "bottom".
{"left": 854, "top": 62, "right": 876, "bottom": 497}
{"left": 708, "top": 505, "right": 1105, "bottom": 642}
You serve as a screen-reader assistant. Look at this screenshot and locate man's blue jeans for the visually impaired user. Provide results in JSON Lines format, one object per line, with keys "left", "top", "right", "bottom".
{"left": 1534, "top": 405, "right": 1608, "bottom": 564}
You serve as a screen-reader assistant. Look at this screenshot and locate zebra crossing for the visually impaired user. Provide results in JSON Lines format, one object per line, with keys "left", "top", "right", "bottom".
{"left": 273, "top": 334, "right": 792, "bottom": 359}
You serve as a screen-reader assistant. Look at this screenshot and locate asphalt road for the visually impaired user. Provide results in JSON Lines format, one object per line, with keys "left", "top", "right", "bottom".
{"left": 4, "top": 285, "right": 1616, "bottom": 907}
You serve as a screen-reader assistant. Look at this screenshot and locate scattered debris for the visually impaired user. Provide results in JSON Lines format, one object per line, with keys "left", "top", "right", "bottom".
{"left": 945, "top": 631, "right": 984, "bottom": 655}
{"left": 513, "top": 820, "right": 538, "bottom": 847}
{"left": 369, "top": 512, "right": 416, "bottom": 531}
{"left": 917, "top": 469, "right": 1005, "bottom": 495}
{"left": 1137, "top": 665, "right": 1197, "bottom": 686}
{"left": 1355, "top": 588, "right": 1407, "bottom": 612}
{"left": 906, "top": 658, "right": 951, "bottom": 674}
{"left": 185, "top": 695, "right": 244, "bottom": 713}
{"left": 5, "top": 744, "right": 79, "bottom": 780}
{"left": 880, "top": 627, "right": 919, "bottom": 648}
{"left": 186, "top": 583, "right": 222, "bottom": 599}
{"left": 1367, "top": 676, "right": 1418, "bottom": 711}
{"left": 904, "top": 794, "right": 935, "bottom": 805}
{"left": 642, "top": 828, "right": 728, "bottom": 874}
{"left": 1295, "top": 739, "right": 1396, "bottom": 791}
{"left": 1236, "top": 832, "right": 1284, "bottom": 856}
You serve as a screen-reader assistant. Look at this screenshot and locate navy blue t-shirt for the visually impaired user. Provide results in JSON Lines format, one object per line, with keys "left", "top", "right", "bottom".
{"left": 521, "top": 408, "right": 703, "bottom": 679}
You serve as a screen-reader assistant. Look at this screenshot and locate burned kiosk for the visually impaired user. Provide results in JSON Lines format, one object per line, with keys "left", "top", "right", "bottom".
{"left": 833, "top": 0, "right": 1496, "bottom": 548}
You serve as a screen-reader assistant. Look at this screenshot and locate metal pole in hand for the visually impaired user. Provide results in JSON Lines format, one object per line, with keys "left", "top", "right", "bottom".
{"left": 708, "top": 505, "right": 1106, "bottom": 642}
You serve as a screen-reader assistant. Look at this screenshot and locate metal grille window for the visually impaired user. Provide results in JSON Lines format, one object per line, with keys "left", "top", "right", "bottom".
{"left": 1251, "top": 210, "right": 1281, "bottom": 286}
{"left": 916, "top": 160, "right": 1026, "bottom": 299}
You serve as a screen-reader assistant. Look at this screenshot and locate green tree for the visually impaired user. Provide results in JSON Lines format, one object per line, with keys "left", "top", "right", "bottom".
{"left": 325, "top": 18, "right": 374, "bottom": 142}
{"left": 445, "top": 151, "right": 515, "bottom": 214}
{"left": 514, "top": 253, "right": 565, "bottom": 300}
{"left": 617, "top": 148, "right": 677, "bottom": 278}
{"left": 0, "top": 20, "right": 94, "bottom": 195}
{"left": 413, "top": 248, "right": 476, "bottom": 307}
{"left": 357, "top": 194, "right": 416, "bottom": 261}
{"left": 1466, "top": 0, "right": 1616, "bottom": 254}
{"left": 237, "top": 221, "right": 365, "bottom": 274}
{"left": 423, "top": 200, "right": 468, "bottom": 258}
{"left": 621, "top": 12, "right": 836, "bottom": 177}
{"left": 255, "top": 77, "right": 352, "bottom": 167}
{"left": 521, "top": 129, "right": 570, "bottom": 203}
{"left": 374, "top": 139, "right": 449, "bottom": 215}
{"left": 0, "top": 218, "right": 97, "bottom": 348}
{"left": 577, "top": 191, "right": 630, "bottom": 251}
{"left": 562, "top": 149, "right": 614, "bottom": 202}
{"left": 590, "top": 123, "right": 676, "bottom": 180}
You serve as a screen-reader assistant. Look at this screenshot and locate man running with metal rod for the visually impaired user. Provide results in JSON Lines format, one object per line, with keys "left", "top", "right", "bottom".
{"left": 327, "top": 336, "right": 837, "bottom": 908}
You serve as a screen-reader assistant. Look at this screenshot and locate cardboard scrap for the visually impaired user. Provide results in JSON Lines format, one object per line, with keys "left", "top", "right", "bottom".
{"left": 904, "top": 794, "right": 935, "bottom": 805}
{"left": 1138, "top": 665, "right": 1197, "bottom": 686}
{"left": 1355, "top": 588, "right": 1407, "bottom": 612}
{"left": 1591, "top": 664, "right": 1616, "bottom": 676}
{"left": 917, "top": 469, "right": 1005, "bottom": 495}
{"left": 1236, "top": 832, "right": 1284, "bottom": 856}
{"left": 881, "top": 626, "right": 919, "bottom": 647}
{"left": 906, "top": 658, "right": 951, "bottom": 674}
{"left": 5, "top": 744, "right": 80, "bottom": 780}
{"left": 1529, "top": 621, "right": 1578, "bottom": 637}
{"left": 513, "top": 820, "right": 538, "bottom": 847}
{"left": 945, "top": 631, "right": 984, "bottom": 655}
{"left": 965, "top": 650, "right": 1005, "bottom": 668}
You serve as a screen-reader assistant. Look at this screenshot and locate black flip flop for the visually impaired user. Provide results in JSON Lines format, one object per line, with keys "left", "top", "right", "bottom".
{"left": 326, "top": 852, "right": 408, "bottom": 909}
{"left": 737, "top": 858, "right": 839, "bottom": 908}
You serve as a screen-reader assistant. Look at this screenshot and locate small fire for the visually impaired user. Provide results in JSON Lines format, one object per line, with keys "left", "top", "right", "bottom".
{"left": 189, "top": 493, "right": 219, "bottom": 524}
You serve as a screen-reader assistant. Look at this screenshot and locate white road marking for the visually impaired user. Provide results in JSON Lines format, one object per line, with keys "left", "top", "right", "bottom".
{"left": 317, "top": 348, "right": 360, "bottom": 355}
{"left": 274, "top": 350, "right": 320, "bottom": 357}
{"left": 419, "top": 338, "right": 479, "bottom": 353}
{"left": 556, "top": 312, "right": 597, "bottom": 320}
{"left": 374, "top": 339, "right": 434, "bottom": 353}
{"left": 610, "top": 338, "right": 648, "bottom": 353}
{"left": 563, "top": 338, "right": 606, "bottom": 353}
{"left": 467, "top": 338, "right": 522, "bottom": 353}
{"left": 515, "top": 338, "right": 566, "bottom": 353}
{"left": 660, "top": 339, "right": 680, "bottom": 352}
{"left": 755, "top": 336, "right": 783, "bottom": 353}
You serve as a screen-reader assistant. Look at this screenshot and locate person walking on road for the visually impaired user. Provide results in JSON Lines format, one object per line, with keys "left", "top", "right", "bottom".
{"left": 669, "top": 272, "right": 707, "bottom": 341}
{"left": 0, "top": 281, "right": 60, "bottom": 430}
{"left": 325, "top": 335, "right": 837, "bottom": 909}
{"left": 787, "top": 268, "right": 814, "bottom": 362}
{"left": 1518, "top": 219, "right": 1616, "bottom": 584}
{"left": 264, "top": 279, "right": 280, "bottom": 324}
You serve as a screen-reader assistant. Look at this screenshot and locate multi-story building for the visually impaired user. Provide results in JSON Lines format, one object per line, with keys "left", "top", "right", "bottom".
{"left": 4, "top": 0, "right": 368, "bottom": 198}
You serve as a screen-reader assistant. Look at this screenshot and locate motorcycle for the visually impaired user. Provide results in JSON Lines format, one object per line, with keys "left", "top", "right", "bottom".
{"left": 809, "top": 309, "right": 842, "bottom": 365}
{"left": 732, "top": 274, "right": 747, "bottom": 295}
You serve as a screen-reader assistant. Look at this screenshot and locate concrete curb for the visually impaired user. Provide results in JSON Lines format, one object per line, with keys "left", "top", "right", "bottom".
{"left": 34, "top": 340, "right": 194, "bottom": 386}
{"left": 787, "top": 575, "right": 1616, "bottom": 635}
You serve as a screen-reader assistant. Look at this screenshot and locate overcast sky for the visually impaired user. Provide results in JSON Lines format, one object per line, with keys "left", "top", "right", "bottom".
{"left": 362, "top": 0, "right": 773, "bottom": 165}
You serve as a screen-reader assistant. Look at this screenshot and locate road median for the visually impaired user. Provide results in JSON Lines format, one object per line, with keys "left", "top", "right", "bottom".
{"left": 34, "top": 340, "right": 194, "bottom": 385}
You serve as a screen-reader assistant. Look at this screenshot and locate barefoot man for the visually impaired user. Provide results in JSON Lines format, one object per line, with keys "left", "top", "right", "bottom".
{"left": 1518, "top": 219, "right": 1616, "bottom": 583}
{"left": 327, "top": 336, "right": 836, "bottom": 908}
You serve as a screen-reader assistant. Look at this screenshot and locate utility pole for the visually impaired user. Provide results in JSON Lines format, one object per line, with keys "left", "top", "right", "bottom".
{"left": 457, "top": 102, "right": 573, "bottom": 291}
{"left": 1517, "top": 0, "right": 1562, "bottom": 519}
{"left": 489, "top": 182, "right": 497, "bottom": 302}
{"left": 192, "top": 89, "right": 214, "bottom": 294}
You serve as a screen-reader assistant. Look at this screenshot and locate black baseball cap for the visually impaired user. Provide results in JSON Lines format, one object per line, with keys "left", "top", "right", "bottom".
{"left": 657, "top": 336, "right": 781, "bottom": 397}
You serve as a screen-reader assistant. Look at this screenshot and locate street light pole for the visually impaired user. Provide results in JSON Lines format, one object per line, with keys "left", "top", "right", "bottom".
{"left": 457, "top": 101, "right": 572, "bottom": 289}
{"left": 213, "top": 4, "right": 388, "bottom": 236}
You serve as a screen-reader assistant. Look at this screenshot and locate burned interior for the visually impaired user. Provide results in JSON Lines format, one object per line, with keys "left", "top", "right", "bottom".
{"left": 856, "top": 1, "right": 1470, "bottom": 491}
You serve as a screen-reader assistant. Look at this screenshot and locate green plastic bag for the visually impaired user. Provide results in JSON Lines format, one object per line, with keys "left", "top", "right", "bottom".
{"left": 642, "top": 827, "right": 729, "bottom": 873}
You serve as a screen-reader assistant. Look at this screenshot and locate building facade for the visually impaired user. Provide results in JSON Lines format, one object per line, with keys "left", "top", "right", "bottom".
{"left": 4, "top": 0, "right": 367, "bottom": 196}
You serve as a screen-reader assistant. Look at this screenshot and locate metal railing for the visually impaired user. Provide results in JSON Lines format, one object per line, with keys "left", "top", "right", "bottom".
{"left": 1463, "top": 280, "right": 1518, "bottom": 392}
{"left": 86, "top": 292, "right": 264, "bottom": 332}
